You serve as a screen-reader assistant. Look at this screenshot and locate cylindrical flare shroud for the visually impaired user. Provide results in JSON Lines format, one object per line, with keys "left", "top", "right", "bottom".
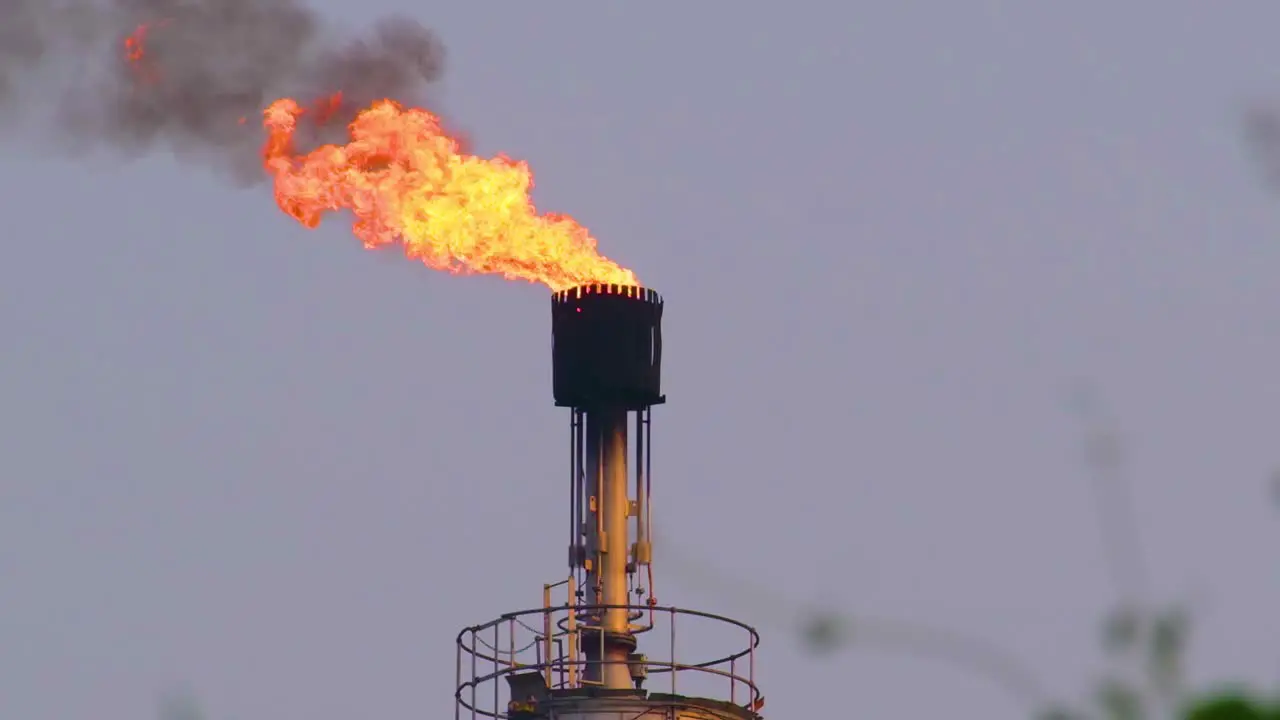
{"left": 552, "top": 284, "right": 664, "bottom": 410}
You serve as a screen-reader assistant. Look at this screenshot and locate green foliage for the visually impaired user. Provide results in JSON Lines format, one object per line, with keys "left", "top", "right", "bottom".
{"left": 1047, "top": 602, "right": 1280, "bottom": 720}
{"left": 1182, "top": 690, "right": 1280, "bottom": 720}
{"left": 1045, "top": 603, "right": 1191, "bottom": 719}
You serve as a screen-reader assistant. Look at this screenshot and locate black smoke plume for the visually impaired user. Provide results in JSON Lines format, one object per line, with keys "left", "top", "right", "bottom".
{"left": 0, "top": 0, "right": 447, "bottom": 182}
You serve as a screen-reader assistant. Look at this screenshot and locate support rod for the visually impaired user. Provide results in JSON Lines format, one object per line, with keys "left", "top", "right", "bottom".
{"left": 582, "top": 408, "right": 633, "bottom": 688}
{"left": 635, "top": 408, "right": 648, "bottom": 557}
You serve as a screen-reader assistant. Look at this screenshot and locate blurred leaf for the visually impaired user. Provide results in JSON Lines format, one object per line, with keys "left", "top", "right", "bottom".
{"left": 798, "top": 611, "right": 847, "bottom": 655}
{"left": 1148, "top": 608, "right": 1189, "bottom": 698}
{"left": 1097, "top": 677, "right": 1144, "bottom": 720}
{"left": 1103, "top": 606, "right": 1142, "bottom": 656}
{"left": 158, "top": 690, "right": 205, "bottom": 720}
{"left": 1245, "top": 107, "right": 1280, "bottom": 189}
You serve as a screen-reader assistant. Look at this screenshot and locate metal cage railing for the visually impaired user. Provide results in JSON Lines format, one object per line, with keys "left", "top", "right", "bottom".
{"left": 455, "top": 602, "right": 761, "bottom": 720}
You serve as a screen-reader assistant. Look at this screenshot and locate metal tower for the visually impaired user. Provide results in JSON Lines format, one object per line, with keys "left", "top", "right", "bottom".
{"left": 455, "top": 284, "right": 764, "bottom": 720}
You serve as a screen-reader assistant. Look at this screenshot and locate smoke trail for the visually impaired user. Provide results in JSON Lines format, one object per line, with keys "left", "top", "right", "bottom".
{"left": 0, "top": 0, "right": 447, "bottom": 183}
{"left": 0, "top": 1, "right": 47, "bottom": 106}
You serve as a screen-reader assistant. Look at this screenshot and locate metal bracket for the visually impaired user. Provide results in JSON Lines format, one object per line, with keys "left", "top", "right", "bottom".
{"left": 632, "top": 541, "right": 652, "bottom": 565}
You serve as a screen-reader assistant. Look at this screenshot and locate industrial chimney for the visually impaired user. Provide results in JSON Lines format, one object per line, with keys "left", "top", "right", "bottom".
{"left": 455, "top": 284, "right": 764, "bottom": 720}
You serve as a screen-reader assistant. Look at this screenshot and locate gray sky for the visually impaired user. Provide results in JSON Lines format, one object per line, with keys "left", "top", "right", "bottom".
{"left": 2, "top": 3, "right": 1278, "bottom": 717}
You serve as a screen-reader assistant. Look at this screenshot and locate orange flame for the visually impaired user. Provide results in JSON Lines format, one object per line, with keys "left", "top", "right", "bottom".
{"left": 124, "top": 21, "right": 171, "bottom": 84}
{"left": 120, "top": 21, "right": 636, "bottom": 291}
{"left": 261, "top": 98, "right": 638, "bottom": 290}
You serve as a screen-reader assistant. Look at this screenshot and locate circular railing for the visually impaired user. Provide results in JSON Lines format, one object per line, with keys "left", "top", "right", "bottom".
{"left": 455, "top": 603, "right": 761, "bottom": 720}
